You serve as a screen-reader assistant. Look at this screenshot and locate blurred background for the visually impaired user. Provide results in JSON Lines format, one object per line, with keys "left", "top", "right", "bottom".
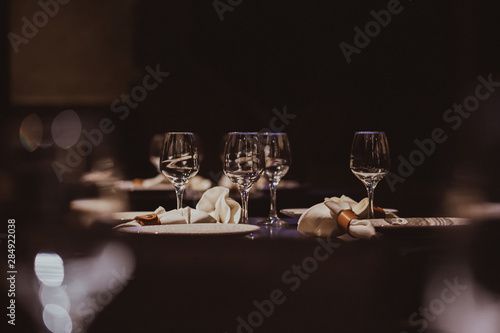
{"left": 2, "top": 0, "right": 500, "bottom": 220}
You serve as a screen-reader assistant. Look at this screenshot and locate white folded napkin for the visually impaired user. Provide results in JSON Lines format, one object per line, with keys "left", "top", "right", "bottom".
{"left": 298, "top": 195, "right": 384, "bottom": 240}
{"left": 196, "top": 186, "right": 241, "bottom": 223}
{"left": 114, "top": 186, "right": 241, "bottom": 229}
{"left": 297, "top": 203, "right": 341, "bottom": 237}
{"left": 325, "top": 195, "right": 371, "bottom": 218}
{"left": 113, "top": 206, "right": 216, "bottom": 229}
{"left": 323, "top": 197, "right": 376, "bottom": 240}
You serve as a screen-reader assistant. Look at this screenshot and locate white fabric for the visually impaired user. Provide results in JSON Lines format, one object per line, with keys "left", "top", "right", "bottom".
{"left": 297, "top": 196, "right": 378, "bottom": 240}
{"left": 113, "top": 206, "right": 216, "bottom": 229}
{"left": 324, "top": 195, "right": 370, "bottom": 218}
{"left": 297, "top": 203, "right": 341, "bottom": 237}
{"left": 196, "top": 186, "right": 241, "bottom": 223}
{"left": 113, "top": 186, "right": 241, "bottom": 229}
{"left": 154, "top": 206, "right": 216, "bottom": 224}
{"left": 348, "top": 219, "right": 377, "bottom": 240}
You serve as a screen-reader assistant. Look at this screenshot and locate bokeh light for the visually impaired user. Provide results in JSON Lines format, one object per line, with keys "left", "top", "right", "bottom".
{"left": 19, "top": 113, "right": 43, "bottom": 152}
{"left": 51, "top": 110, "right": 82, "bottom": 148}
{"left": 42, "top": 304, "right": 72, "bottom": 333}
{"left": 39, "top": 285, "right": 70, "bottom": 310}
{"left": 35, "top": 253, "right": 65, "bottom": 287}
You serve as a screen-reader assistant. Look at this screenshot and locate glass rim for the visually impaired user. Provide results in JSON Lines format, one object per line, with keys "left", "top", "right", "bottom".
{"left": 227, "top": 132, "right": 259, "bottom": 135}
{"left": 354, "top": 131, "right": 386, "bottom": 135}
{"left": 258, "top": 132, "right": 288, "bottom": 135}
{"left": 163, "top": 131, "right": 195, "bottom": 135}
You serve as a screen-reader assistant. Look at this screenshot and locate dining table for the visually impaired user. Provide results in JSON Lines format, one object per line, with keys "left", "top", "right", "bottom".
{"left": 12, "top": 198, "right": 498, "bottom": 333}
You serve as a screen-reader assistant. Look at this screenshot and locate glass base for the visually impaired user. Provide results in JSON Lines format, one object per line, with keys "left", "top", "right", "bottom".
{"left": 246, "top": 232, "right": 258, "bottom": 239}
{"left": 257, "top": 217, "right": 288, "bottom": 227}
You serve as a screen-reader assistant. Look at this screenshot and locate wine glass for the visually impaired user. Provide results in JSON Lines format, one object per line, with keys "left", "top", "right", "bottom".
{"left": 223, "top": 132, "right": 264, "bottom": 224}
{"left": 160, "top": 132, "right": 200, "bottom": 210}
{"left": 258, "top": 133, "right": 292, "bottom": 227}
{"left": 350, "top": 131, "right": 390, "bottom": 218}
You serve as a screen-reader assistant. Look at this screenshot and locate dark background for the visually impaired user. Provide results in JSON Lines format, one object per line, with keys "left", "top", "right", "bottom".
{"left": 2, "top": 0, "right": 500, "bottom": 221}
{"left": 2, "top": 2, "right": 500, "bottom": 333}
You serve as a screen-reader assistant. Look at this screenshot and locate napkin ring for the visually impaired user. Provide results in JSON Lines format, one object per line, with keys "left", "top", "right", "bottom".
{"left": 134, "top": 213, "right": 160, "bottom": 226}
{"left": 337, "top": 210, "right": 358, "bottom": 235}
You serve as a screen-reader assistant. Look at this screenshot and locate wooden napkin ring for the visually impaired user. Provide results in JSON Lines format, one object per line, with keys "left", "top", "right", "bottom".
{"left": 132, "top": 178, "right": 144, "bottom": 185}
{"left": 134, "top": 213, "right": 160, "bottom": 226}
{"left": 337, "top": 210, "right": 358, "bottom": 234}
{"left": 373, "top": 206, "right": 386, "bottom": 218}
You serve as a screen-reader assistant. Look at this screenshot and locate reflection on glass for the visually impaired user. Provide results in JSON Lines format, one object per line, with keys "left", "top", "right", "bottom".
{"left": 350, "top": 131, "right": 390, "bottom": 218}
{"left": 223, "top": 132, "right": 264, "bottom": 224}
{"left": 258, "top": 133, "right": 291, "bottom": 227}
{"left": 160, "top": 132, "right": 200, "bottom": 209}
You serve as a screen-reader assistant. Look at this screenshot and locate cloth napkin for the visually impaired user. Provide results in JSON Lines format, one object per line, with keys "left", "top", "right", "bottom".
{"left": 114, "top": 186, "right": 240, "bottom": 229}
{"left": 113, "top": 206, "right": 216, "bottom": 229}
{"left": 196, "top": 186, "right": 241, "bottom": 223}
{"left": 297, "top": 195, "right": 393, "bottom": 240}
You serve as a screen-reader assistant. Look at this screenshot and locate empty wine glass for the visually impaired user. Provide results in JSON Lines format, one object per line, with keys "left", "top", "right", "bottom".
{"left": 258, "top": 133, "right": 291, "bottom": 227}
{"left": 160, "top": 132, "right": 200, "bottom": 210}
{"left": 223, "top": 132, "right": 264, "bottom": 224}
{"left": 350, "top": 131, "right": 390, "bottom": 218}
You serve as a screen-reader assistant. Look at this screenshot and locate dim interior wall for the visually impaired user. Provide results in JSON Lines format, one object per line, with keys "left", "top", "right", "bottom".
{"left": 9, "top": 0, "right": 137, "bottom": 106}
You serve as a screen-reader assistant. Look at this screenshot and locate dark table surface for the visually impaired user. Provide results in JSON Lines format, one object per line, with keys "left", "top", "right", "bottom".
{"left": 7, "top": 212, "right": 500, "bottom": 333}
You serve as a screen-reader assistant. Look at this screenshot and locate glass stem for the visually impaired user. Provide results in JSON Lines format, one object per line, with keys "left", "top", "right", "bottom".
{"left": 175, "top": 186, "right": 185, "bottom": 210}
{"left": 366, "top": 185, "right": 374, "bottom": 219}
{"left": 240, "top": 188, "right": 250, "bottom": 224}
{"left": 268, "top": 182, "right": 278, "bottom": 221}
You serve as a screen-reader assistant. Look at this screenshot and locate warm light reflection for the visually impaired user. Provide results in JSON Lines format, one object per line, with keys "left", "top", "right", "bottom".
{"left": 19, "top": 113, "right": 43, "bottom": 152}
{"left": 68, "top": 242, "right": 135, "bottom": 332}
{"left": 42, "top": 304, "right": 72, "bottom": 333}
{"left": 39, "top": 285, "right": 70, "bottom": 310}
{"left": 35, "top": 253, "right": 65, "bottom": 287}
{"left": 418, "top": 265, "right": 500, "bottom": 333}
{"left": 70, "top": 197, "right": 128, "bottom": 227}
{"left": 51, "top": 109, "right": 82, "bottom": 148}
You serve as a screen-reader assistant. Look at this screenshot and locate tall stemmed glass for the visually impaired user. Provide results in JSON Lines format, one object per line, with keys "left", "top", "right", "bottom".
{"left": 258, "top": 133, "right": 292, "bottom": 227}
{"left": 160, "top": 132, "right": 200, "bottom": 210}
{"left": 223, "top": 132, "right": 264, "bottom": 224}
{"left": 350, "top": 131, "right": 390, "bottom": 219}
